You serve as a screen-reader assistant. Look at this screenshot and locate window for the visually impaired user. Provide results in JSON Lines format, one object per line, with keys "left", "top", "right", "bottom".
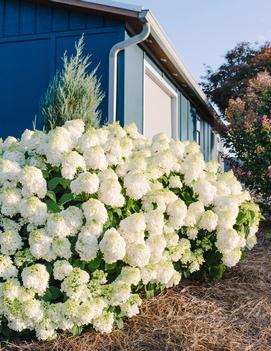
{"left": 143, "top": 61, "right": 178, "bottom": 140}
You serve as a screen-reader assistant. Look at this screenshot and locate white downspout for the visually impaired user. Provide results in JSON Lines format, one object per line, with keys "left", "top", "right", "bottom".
{"left": 108, "top": 20, "right": 151, "bottom": 123}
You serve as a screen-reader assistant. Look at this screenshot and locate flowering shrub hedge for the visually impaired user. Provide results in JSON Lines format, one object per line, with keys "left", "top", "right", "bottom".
{"left": 0, "top": 120, "right": 260, "bottom": 340}
{"left": 223, "top": 71, "right": 271, "bottom": 207}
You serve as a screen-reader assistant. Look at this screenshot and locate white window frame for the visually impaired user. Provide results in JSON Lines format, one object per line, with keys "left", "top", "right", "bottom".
{"left": 143, "top": 60, "right": 179, "bottom": 139}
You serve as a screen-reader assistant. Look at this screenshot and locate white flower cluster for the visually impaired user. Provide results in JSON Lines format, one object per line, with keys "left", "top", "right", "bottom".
{"left": 0, "top": 120, "right": 260, "bottom": 340}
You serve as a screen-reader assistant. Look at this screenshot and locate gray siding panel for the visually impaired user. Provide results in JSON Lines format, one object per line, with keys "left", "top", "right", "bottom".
{"left": 199, "top": 119, "right": 214, "bottom": 161}
{"left": 188, "top": 103, "right": 196, "bottom": 141}
{"left": 122, "top": 35, "right": 217, "bottom": 161}
{"left": 180, "top": 94, "right": 188, "bottom": 140}
{"left": 124, "top": 43, "right": 144, "bottom": 132}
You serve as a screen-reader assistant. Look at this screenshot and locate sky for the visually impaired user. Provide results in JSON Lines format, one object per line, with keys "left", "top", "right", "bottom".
{"left": 120, "top": 0, "right": 271, "bottom": 83}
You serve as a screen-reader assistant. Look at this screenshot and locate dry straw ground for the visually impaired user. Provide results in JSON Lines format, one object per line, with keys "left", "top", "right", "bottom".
{"left": 2, "top": 221, "right": 271, "bottom": 351}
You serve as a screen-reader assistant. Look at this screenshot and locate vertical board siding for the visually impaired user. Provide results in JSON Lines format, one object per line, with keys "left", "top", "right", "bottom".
{"left": 0, "top": 1, "right": 4, "bottom": 37}
{"left": 211, "top": 131, "right": 217, "bottom": 160}
{"left": 200, "top": 118, "right": 205, "bottom": 154}
{"left": 70, "top": 12, "right": 86, "bottom": 30}
{"left": 0, "top": 0, "right": 122, "bottom": 38}
{"left": 36, "top": 5, "right": 52, "bottom": 33}
{"left": 52, "top": 8, "right": 69, "bottom": 32}
{"left": 86, "top": 16, "right": 103, "bottom": 29}
{"left": 0, "top": 38, "right": 51, "bottom": 135}
{"left": 4, "top": 0, "right": 20, "bottom": 37}
{"left": 180, "top": 94, "right": 188, "bottom": 140}
{"left": 188, "top": 103, "right": 196, "bottom": 141}
{"left": 20, "top": 1, "right": 36, "bottom": 35}
{"left": 0, "top": 0, "right": 125, "bottom": 138}
{"left": 200, "top": 120, "right": 213, "bottom": 161}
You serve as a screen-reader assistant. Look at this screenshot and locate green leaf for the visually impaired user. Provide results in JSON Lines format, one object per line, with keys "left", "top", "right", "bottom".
{"left": 265, "top": 232, "right": 271, "bottom": 241}
{"left": 115, "top": 317, "right": 124, "bottom": 329}
{"left": 59, "top": 178, "right": 71, "bottom": 190}
{"left": 46, "top": 190, "right": 57, "bottom": 203}
{"left": 45, "top": 262, "right": 54, "bottom": 275}
{"left": 208, "top": 263, "right": 226, "bottom": 280}
{"left": 42, "top": 286, "right": 62, "bottom": 302}
{"left": 42, "top": 170, "right": 50, "bottom": 179}
{"left": 161, "top": 175, "right": 169, "bottom": 185}
{"left": 59, "top": 193, "right": 74, "bottom": 206}
{"left": 1, "top": 325, "right": 12, "bottom": 338}
{"left": 71, "top": 325, "right": 83, "bottom": 336}
{"left": 114, "top": 208, "right": 122, "bottom": 217}
{"left": 146, "top": 289, "right": 154, "bottom": 300}
{"left": 134, "top": 283, "right": 144, "bottom": 293}
{"left": 105, "top": 262, "right": 117, "bottom": 271}
{"left": 126, "top": 198, "right": 135, "bottom": 210}
{"left": 88, "top": 256, "right": 102, "bottom": 271}
{"left": 236, "top": 211, "right": 247, "bottom": 225}
{"left": 73, "top": 259, "right": 86, "bottom": 269}
{"left": 46, "top": 199, "right": 62, "bottom": 213}
{"left": 48, "top": 177, "right": 62, "bottom": 191}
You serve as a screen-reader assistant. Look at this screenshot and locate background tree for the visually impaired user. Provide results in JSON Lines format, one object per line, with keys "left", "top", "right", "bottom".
{"left": 202, "top": 42, "right": 271, "bottom": 113}
{"left": 41, "top": 36, "right": 104, "bottom": 131}
{"left": 222, "top": 71, "right": 271, "bottom": 206}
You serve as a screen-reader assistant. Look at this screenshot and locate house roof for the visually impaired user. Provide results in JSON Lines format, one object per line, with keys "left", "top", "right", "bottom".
{"left": 48, "top": 0, "right": 222, "bottom": 129}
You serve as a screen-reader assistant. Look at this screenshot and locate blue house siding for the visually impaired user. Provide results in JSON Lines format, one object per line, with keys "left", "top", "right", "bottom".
{"left": 0, "top": 0, "right": 216, "bottom": 162}
{"left": 0, "top": 0, "right": 125, "bottom": 138}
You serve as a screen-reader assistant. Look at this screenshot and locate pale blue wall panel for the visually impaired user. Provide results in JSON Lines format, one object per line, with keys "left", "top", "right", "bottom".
{"left": 188, "top": 103, "right": 196, "bottom": 141}
{"left": 124, "top": 42, "right": 144, "bottom": 132}
{"left": 180, "top": 94, "right": 188, "bottom": 140}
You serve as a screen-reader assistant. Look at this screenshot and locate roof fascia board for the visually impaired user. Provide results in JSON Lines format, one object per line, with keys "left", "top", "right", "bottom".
{"left": 49, "top": 0, "right": 141, "bottom": 18}
{"left": 82, "top": 0, "right": 143, "bottom": 12}
{"left": 145, "top": 12, "right": 208, "bottom": 107}
{"left": 145, "top": 12, "right": 221, "bottom": 127}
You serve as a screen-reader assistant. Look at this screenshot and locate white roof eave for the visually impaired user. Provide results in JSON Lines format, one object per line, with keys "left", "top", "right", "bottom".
{"left": 82, "top": 0, "right": 143, "bottom": 13}
{"left": 145, "top": 11, "right": 210, "bottom": 108}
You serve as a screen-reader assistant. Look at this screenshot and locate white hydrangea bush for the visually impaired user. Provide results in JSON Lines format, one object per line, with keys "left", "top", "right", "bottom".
{"left": 0, "top": 120, "right": 260, "bottom": 340}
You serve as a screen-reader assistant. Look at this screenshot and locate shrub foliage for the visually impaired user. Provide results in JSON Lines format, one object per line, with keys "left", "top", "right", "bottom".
{"left": 41, "top": 36, "right": 104, "bottom": 131}
{"left": 222, "top": 71, "right": 271, "bottom": 206}
{"left": 202, "top": 42, "right": 271, "bottom": 113}
{"left": 0, "top": 120, "right": 260, "bottom": 340}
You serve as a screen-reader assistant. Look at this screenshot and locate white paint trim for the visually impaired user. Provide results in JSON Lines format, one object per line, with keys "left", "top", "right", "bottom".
{"left": 82, "top": 0, "right": 143, "bottom": 12}
{"left": 143, "top": 60, "right": 179, "bottom": 140}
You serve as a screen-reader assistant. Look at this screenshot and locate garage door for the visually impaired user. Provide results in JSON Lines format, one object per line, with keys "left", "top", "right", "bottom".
{"left": 143, "top": 61, "right": 178, "bottom": 140}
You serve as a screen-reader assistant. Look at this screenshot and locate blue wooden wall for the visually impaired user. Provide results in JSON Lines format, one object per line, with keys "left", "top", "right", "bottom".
{"left": 0, "top": 0, "right": 216, "bottom": 162}
{"left": 0, "top": 0, "right": 125, "bottom": 138}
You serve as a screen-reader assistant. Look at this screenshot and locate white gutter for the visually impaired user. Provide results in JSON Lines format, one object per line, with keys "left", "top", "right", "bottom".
{"left": 108, "top": 19, "right": 151, "bottom": 123}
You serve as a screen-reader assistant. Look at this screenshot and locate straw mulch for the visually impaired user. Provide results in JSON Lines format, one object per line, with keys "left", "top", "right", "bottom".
{"left": 2, "top": 222, "right": 271, "bottom": 351}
